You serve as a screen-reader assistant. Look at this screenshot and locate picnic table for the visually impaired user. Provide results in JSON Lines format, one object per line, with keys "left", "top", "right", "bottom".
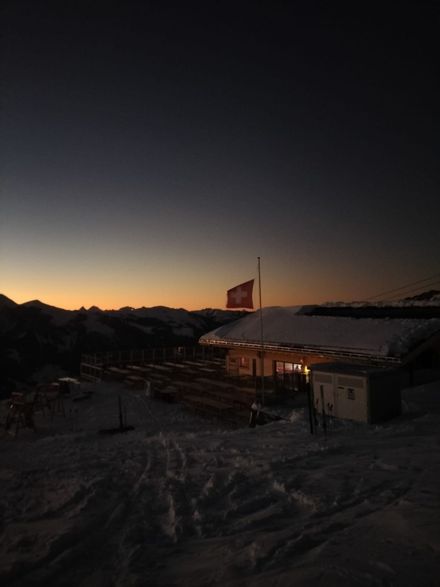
{"left": 125, "top": 375, "right": 146, "bottom": 389}
{"left": 204, "top": 387, "right": 250, "bottom": 408}
{"left": 161, "top": 362, "right": 187, "bottom": 369}
{"left": 195, "top": 377, "right": 234, "bottom": 390}
{"left": 182, "top": 394, "right": 233, "bottom": 417}
{"left": 105, "top": 367, "right": 132, "bottom": 380}
{"left": 181, "top": 360, "right": 208, "bottom": 367}
{"left": 126, "top": 365, "right": 149, "bottom": 374}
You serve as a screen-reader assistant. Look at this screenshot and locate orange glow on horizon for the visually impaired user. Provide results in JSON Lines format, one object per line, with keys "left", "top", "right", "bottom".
{"left": 3, "top": 252, "right": 429, "bottom": 312}
{"left": 2, "top": 281, "right": 358, "bottom": 312}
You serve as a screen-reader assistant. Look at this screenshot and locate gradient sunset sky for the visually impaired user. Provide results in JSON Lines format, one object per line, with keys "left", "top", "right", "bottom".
{"left": 1, "top": 1, "right": 439, "bottom": 310}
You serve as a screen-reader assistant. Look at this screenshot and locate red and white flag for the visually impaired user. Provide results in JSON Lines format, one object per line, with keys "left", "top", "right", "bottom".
{"left": 226, "top": 279, "right": 254, "bottom": 309}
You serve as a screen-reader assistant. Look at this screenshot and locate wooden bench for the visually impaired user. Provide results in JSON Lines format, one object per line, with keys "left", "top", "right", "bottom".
{"left": 104, "top": 367, "right": 132, "bottom": 381}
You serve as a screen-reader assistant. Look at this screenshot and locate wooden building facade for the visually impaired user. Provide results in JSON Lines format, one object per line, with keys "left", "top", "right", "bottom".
{"left": 199, "top": 305, "right": 440, "bottom": 394}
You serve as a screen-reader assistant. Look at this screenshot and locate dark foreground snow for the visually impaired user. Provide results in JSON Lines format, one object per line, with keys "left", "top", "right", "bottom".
{"left": 1, "top": 381, "right": 440, "bottom": 586}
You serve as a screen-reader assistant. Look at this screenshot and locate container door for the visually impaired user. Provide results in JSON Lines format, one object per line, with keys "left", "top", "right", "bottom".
{"left": 312, "top": 373, "right": 334, "bottom": 413}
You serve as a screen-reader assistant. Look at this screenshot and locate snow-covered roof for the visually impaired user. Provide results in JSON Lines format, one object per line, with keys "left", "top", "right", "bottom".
{"left": 199, "top": 306, "right": 440, "bottom": 363}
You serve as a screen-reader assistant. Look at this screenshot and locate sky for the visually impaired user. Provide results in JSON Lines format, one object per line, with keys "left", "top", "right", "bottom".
{"left": 1, "top": 1, "right": 439, "bottom": 311}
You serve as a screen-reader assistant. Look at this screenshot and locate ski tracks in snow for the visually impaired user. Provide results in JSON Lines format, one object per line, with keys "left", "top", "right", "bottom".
{"left": 1, "top": 384, "right": 439, "bottom": 586}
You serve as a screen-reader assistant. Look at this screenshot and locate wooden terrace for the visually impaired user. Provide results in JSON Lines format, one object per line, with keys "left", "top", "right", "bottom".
{"left": 79, "top": 346, "right": 283, "bottom": 425}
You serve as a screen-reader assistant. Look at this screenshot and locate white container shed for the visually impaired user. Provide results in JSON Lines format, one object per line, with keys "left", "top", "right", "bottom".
{"left": 311, "top": 363, "right": 402, "bottom": 424}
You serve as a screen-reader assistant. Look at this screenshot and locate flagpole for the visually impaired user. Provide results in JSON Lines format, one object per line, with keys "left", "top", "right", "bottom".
{"left": 258, "top": 256, "right": 265, "bottom": 406}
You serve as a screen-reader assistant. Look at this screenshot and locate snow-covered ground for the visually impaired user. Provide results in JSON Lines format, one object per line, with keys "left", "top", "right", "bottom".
{"left": 1, "top": 380, "right": 440, "bottom": 586}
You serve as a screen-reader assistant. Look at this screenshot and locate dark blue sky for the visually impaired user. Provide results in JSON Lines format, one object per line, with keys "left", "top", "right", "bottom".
{"left": 1, "top": 1, "right": 439, "bottom": 309}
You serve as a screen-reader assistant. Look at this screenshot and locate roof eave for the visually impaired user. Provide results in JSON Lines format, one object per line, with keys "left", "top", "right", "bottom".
{"left": 199, "top": 337, "right": 402, "bottom": 366}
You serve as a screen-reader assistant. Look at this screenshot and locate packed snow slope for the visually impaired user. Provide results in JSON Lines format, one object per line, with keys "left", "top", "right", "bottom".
{"left": 1, "top": 381, "right": 440, "bottom": 586}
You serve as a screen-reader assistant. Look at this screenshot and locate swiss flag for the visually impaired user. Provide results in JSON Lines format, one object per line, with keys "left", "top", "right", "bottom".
{"left": 226, "top": 279, "right": 254, "bottom": 309}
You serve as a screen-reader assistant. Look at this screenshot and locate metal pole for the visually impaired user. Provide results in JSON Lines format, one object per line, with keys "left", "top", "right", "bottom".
{"left": 307, "top": 377, "right": 315, "bottom": 435}
{"left": 320, "top": 384, "right": 327, "bottom": 438}
{"left": 258, "top": 256, "right": 265, "bottom": 406}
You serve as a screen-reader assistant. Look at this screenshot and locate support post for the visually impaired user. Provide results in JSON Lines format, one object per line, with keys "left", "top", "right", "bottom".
{"left": 258, "top": 256, "right": 265, "bottom": 406}
{"left": 320, "top": 384, "right": 327, "bottom": 438}
{"left": 307, "top": 381, "right": 315, "bottom": 435}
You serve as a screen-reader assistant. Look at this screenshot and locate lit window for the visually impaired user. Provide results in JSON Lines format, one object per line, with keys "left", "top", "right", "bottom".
{"left": 239, "top": 357, "right": 249, "bottom": 369}
{"left": 276, "top": 361, "right": 292, "bottom": 373}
